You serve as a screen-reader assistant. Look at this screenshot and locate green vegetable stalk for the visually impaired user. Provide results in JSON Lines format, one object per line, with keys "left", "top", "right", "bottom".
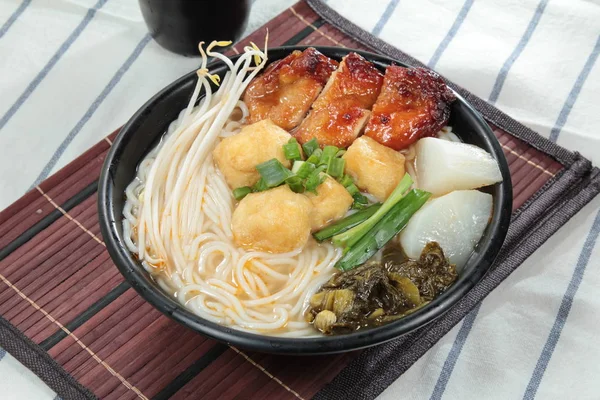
{"left": 335, "top": 189, "right": 431, "bottom": 271}
{"left": 333, "top": 173, "right": 413, "bottom": 248}
{"left": 313, "top": 203, "right": 382, "bottom": 242}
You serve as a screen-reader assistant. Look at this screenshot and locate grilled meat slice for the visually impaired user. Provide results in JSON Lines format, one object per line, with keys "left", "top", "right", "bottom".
{"left": 365, "top": 66, "right": 455, "bottom": 150}
{"left": 243, "top": 48, "right": 338, "bottom": 131}
{"left": 312, "top": 52, "right": 384, "bottom": 111}
{"left": 293, "top": 52, "right": 383, "bottom": 148}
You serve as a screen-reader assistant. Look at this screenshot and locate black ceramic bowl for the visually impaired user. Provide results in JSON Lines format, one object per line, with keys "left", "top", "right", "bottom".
{"left": 98, "top": 46, "right": 512, "bottom": 355}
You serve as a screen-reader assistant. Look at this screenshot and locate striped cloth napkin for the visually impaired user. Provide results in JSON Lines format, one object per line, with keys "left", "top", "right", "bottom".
{"left": 1, "top": 0, "right": 599, "bottom": 399}
{"left": 320, "top": 0, "right": 600, "bottom": 399}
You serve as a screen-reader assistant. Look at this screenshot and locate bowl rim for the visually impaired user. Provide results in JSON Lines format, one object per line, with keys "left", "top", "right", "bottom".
{"left": 98, "top": 45, "right": 513, "bottom": 355}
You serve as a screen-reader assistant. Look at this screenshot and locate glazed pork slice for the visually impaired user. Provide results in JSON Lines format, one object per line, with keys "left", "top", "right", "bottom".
{"left": 311, "top": 52, "right": 384, "bottom": 110}
{"left": 243, "top": 48, "right": 338, "bottom": 131}
{"left": 293, "top": 52, "right": 384, "bottom": 148}
{"left": 292, "top": 101, "right": 372, "bottom": 149}
{"left": 364, "top": 66, "right": 455, "bottom": 151}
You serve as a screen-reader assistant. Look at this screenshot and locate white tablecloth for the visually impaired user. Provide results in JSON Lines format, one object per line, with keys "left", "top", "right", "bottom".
{"left": 325, "top": 1, "right": 600, "bottom": 399}
{"left": 1, "top": 0, "right": 599, "bottom": 399}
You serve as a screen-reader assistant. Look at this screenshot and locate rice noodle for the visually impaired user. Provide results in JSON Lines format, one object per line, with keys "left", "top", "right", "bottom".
{"left": 123, "top": 42, "right": 341, "bottom": 337}
{"left": 437, "top": 126, "right": 461, "bottom": 142}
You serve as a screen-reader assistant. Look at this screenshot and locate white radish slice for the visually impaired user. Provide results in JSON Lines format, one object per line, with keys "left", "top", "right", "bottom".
{"left": 399, "top": 190, "right": 493, "bottom": 270}
{"left": 416, "top": 137, "right": 502, "bottom": 196}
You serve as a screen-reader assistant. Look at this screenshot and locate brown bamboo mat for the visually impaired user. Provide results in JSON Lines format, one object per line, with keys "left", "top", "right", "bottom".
{"left": 0, "top": 2, "right": 598, "bottom": 399}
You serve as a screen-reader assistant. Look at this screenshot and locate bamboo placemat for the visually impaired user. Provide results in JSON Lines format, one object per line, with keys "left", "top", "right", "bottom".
{"left": 0, "top": 2, "right": 598, "bottom": 399}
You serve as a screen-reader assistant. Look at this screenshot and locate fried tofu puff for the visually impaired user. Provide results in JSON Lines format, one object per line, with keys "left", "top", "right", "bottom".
{"left": 306, "top": 177, "right": 353, "bottom": 231}
{"left": 365, "top": 66, "right": 455, "bottom": 150}
{"left": 343, "top": 136, "right": 406, "bottom": 202}
{"left": 243, "top": 48, "right": 338, "bottom": 131}
{"left": 293, "top": 53, "right": 383, "bottom": 148}
{"left": 232, "top": 186, "right": 313, "bottom": 253}
{"left": 213, "top": 120, "right": 299, "bottom": 189}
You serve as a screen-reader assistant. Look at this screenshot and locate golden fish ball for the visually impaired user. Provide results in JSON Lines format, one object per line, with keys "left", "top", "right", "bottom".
{"left": 306, "top": 176, "right": 353, "bottom": 231}
{"left": 213, "top": 119, "right": 296, "bottom": 189}
{"left": 232, "top": 186, "right": 313, "bottom": 253}
{"left": 343, "top": 136, "right": 406, "bottom": 202}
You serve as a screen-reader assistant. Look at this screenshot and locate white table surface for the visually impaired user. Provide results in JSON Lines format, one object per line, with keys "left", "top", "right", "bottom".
{"left": 1, "top": 0, "right": 600, "bottom": 399}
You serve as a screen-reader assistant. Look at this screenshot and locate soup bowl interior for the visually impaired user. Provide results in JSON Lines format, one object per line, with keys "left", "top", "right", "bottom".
{"left": 98, "top": 46, "right": 512, "bottom": 354}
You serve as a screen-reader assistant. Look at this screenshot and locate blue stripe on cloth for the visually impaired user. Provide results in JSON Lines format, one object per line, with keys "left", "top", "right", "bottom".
{"left": 428, "top": 304, "right": 481, "bottom": 400}
{"left": 371, "top": 0, "right": 400, "bottom": 36}
{"left": 424, "top": 2, "right": 551, "bottom": 391}
{"left": 30, "top": 33, "right": 152, "bottom": 187}
{"left": 0, "top": 0, "right": 108, "bottom": 132}
{"left": 549, "top": 35, "right": 600, "bottom": 142}
{"left": 53, "top": 395, "right": 63, "bottom": 400}
{"left": 427, "top": 0, "right": 474, "bottom": 69}
{"left": 0, "top": 0, "right": 32, "bottom": 39}
{"left": 488, "top": 0, "right": 549, "bottom": 103}
{"left": 0, "top": 347, "right": 6, "bottom": 361}
{"left": 522, "top": 209, "right": 600, "bottom": 400}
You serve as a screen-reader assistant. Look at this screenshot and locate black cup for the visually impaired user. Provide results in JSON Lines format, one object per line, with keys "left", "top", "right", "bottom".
{"left": 139, "top": 0, "right": 251, "bottom": 56}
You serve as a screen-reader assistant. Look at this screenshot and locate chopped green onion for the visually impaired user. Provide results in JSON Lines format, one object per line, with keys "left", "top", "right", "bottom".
{"left": 305, "top": 175, "right": 320, "bottom": 194}
{"left": 351, "top": 192, "right": 369, "bottom": 209}
{"left": 252, "top": 178, "right": 268, "bottom": 192}
{"left": 232, "top": 186, "right": 252, "bottom": 200}
{"left": 315, "top": 164, "right": 327, "bottom": 174}
{"left": 305, "top": 166, "right": 327, "bottom": 194}
{"left": 335, "top": 189, "right": 431, "bottom": 271}
{"left": 319, "top": 145, "right": 339, "bottom": 166}
{"left": 292, "top": 160, "right": 315, "bottom": 179}
{"left": 345, "top": 183, "right": 360, "bottom": 196}
{"left": 286, "top": 176, "right": 305, "bottom": 193}
{"left": 291, "top": 160, "right": 303, "bottom": 173}
{"left": 336, "top": 149, "right": 347, "bottom": 158}
{"left": 255, "top": 158, "right": 293, "bottom": 188}
{"left": 333, "top": 173, "right": 413, "bottom": 248}
{"left": 283, "top": 138, "right": 302, "bottom": 161}
{"left": 306, "top": 148, "right": 323, "bottom": 165}
{"left": 302, "top": 138, "right": 319, "bottom": 157}
{"left": 327, "top": 157, "right": 345, "bottom": 178}
{"left": 306, "top": 154, "right": 319, "bottom": 165}
{"left": 338, "top": 174, "right": 354, "bottom": 187}
{"left": 313, "top": 203, "right": 382, "bottom": 241}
